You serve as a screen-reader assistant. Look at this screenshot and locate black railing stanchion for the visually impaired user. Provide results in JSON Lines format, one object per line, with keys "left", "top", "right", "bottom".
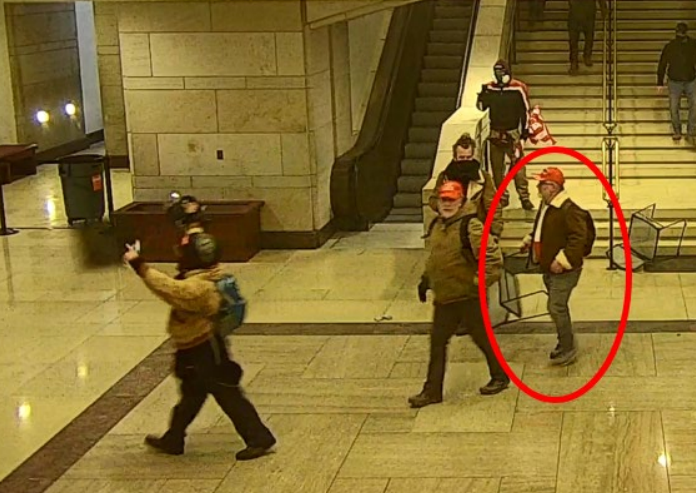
{"left": 0, "top": 181, "right": 18, "bottom": 237}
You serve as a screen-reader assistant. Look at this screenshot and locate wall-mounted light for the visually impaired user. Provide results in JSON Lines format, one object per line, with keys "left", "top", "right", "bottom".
{"left": 64, "top": 103, "right": 77, "bottom": 116}
{"left": 35, "top": 110, "right": 50, "bottom": 124}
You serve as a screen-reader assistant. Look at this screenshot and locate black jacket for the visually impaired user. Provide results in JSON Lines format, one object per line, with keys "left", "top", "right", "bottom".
{"left": 658, "top": 37, "right": 696, "bottom": 85}
{"left": 476, "top": 79, "right": 530, "bottom": 132}
{"left": 569, "top": 0, "right": 606, "bottom": 20}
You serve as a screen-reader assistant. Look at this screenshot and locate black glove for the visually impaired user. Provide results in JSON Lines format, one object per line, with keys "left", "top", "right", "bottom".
{"left": 418, "top": 276, "right": 429, "bottom": 303}
{"left": 520, "top": 128, "right": 530, "bottom": 141}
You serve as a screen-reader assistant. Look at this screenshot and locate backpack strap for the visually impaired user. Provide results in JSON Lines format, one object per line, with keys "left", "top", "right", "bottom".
{"left": 459, "top": 213, "right": 479, "bottom": 262}
{"left": 422, "top": 216, "right": 439, "bottom": 239}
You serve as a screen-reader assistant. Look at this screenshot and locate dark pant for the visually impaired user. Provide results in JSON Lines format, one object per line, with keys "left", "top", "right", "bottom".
{"left": 668, "top": 79, "right": 696, "bottom": 136}
{"left": 166, "top": 335, "right": 275, "bottom": 448}
{"left": 486, "top": 133, "right": 531, "bottom": 206}
{"left": 542, "top": 269, "right": 582, "bottom": 351}
{"left": 424, "top": 298, "right": 508, "bottom": 398}
{"left": 568, "top": 15, "right": 596, "bottom": 66}
{"left": 530, "top": 0, "right": 546, "bottom": 21}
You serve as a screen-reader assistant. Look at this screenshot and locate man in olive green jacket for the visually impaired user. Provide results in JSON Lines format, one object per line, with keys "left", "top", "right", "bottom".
{"left": 410, "top": 181, "right": 509, "bottom": 409}
{"left": 428, "top": 133, "right": 503, "bottom": 238}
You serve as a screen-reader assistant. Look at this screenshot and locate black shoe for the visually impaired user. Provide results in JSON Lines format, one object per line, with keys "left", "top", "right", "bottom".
{"left": 235, "top": 441, "right": 276, "bottom": 461}
{"left": 144, "top": 434, "right": 184, "bottom": 455}
{"left": 569, "top": 65, "right": 579, "bottom": 76}
{"left": 479, "top": 378, "right": 510, "bottom": 395}
{"left": 521, "top": 199, "right": 535, "bottom": 211}
{"left": 408, "top": 391, "right": 443, "bottom": 409}
{"left": 549, "top": 343, "right": 563, "bottom": 360}
{"left": 584, "top": 56, "right": 593, "bottom": 67}
{"left": 454, "top": 326, "right": 469, "bottom": 337}
{"left": 550, "top": 346, "right": 578, "bottom": 367}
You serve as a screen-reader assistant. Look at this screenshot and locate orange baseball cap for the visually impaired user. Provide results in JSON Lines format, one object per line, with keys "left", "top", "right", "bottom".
{"left": 533, "top": 167, "right": 565, "bottom": 186}
{"left": 439, "top": 180, "right": 464, "bottom": 200}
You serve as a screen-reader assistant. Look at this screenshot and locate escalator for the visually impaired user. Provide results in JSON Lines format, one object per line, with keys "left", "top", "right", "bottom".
{"left": 330, "top": 0, "right": 478, "bottom": 231}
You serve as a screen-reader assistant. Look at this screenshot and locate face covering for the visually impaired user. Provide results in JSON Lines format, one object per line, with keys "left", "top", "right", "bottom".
{"left": 494, "top": 69, "right": 510, "bottom": 85}
{"left": 447, "top": 159, "right": 480, "bottom": 183}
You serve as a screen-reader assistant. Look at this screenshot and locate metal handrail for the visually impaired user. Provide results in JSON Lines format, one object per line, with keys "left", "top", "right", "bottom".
{"left": 456, "top": 0, "right": 482, "bottom": 108}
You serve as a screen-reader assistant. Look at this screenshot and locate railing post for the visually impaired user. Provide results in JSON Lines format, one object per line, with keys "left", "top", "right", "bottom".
{"left": 602, "top": 0, "right": 619, "bottom": 270}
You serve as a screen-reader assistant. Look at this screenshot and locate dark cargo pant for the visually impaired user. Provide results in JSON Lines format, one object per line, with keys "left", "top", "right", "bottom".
{"left": 543, "top": 269, "right": 582, "bottom": 351}
{"left": 423, "top": 298, "right": 508, "bottom": 398}
{"left": 486, "top": 129, "right": 531, "bottom": 207}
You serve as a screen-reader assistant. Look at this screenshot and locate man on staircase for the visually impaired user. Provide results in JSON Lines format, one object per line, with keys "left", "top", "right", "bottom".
{"left": 567, "top": 0, "right": 608, "bottom": 75}
{"left": 477, "top": 60, "right": 535, "bottom": 211}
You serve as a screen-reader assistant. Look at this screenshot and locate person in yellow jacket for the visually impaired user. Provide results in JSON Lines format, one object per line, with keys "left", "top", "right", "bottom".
{"left": 123, "top": 233, "right": 276, "bottom": 461}
{"left": 410, "top": 181, "right": 510, "bottom": 409}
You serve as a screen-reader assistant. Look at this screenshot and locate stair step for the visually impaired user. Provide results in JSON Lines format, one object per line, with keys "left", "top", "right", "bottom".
{"left": 424, "top": 55, "right": 463, "bottom": 69}
{"left": 404, "top": 142, "right": 438, "bottom": 159}
{"left": 415, "top": 96, "right": 456, "bottom": 111}
{"left": 401, "top": 158, "right": 433, "bottom": 176}
{"left": 540, "top": 108, "right": 684, "bottom": 123}
{"left": 513, "top": 62, "right": 654, "bottom": 75}
{"left": 398, "top": 175, "right": 430, "bottom": 193}
{"left": 539, "top": 0, "right": 696, "bottom": 11}
{"left": 517, "top": 51, "right": 665, "bottom": 63}
{"left": 432, "top": 18, "right": 471, "bottom": 31}
{"left": 393, "top": 192, "right": 422, "bottom": 209}
{"left": 427, "top": 42, "right": 466, "bottom": 56}
{"left": 418, "top": 81, "right": 459, "bottom": 98}
{"left": 519, "top": 20, "right": 696, "bottom": 32}
{"left": 517, "top": 30, "right": 677, "bottom": 42}
{"left": 408, "top": 126, "right": 441, "bottom": 143}
{"left": 383, "top": 211, "right": 424, "bottom": 224}
{"left": 421, "top": 68, "right": 460, "bottom": 82}
{"left": 517, "top": 40, "right": 667, "bottom": 52}
{"left": 519, "top": 11, "right": 696, "bottom": 22}
{"left": 524, "top": 74, "right": 662, "bottom": 86}
{"left": 429, "top": 30, "right": 469, "bottom": 43}
{"left": 434, "top": 5, "right": 471, "bottom": 20}
{"left": 411, "top": 111, "right": 452, "bottom": 126}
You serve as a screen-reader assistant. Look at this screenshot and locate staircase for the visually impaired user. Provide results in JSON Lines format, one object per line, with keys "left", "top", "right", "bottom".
{"left": 500, "top": 0, "right": 696, "bottom": 258}
{"left": 384, "top": 0, "right": 475, "bottom": 224}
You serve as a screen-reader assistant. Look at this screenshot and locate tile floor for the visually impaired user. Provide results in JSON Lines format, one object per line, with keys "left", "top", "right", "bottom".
{"left": 1, "top": 161, "right": 696, "bottom": 492}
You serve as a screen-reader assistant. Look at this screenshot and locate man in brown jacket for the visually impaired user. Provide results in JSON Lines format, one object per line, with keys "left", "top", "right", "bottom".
{"left": 124, "top": 233, "right": 276, "bottom": 461}
{"left": 410, "top": 181, "right": 509, "bottom": 409}
{"left": 521, "top": 167, "right": 588, "bottom": 366}
{"left": 428, "top": 133, "right": 503, "bottom": 239}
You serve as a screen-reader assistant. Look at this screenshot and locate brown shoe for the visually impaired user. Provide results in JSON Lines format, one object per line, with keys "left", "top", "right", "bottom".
{"left": 408, "top": 391, "right": 443, "bottom": 409}
{"left": 673, "top": 134, "right": 683, "bottom": 141}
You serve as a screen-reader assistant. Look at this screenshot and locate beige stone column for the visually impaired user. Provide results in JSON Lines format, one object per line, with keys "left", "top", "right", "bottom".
{"left": 94, "top": 3, "right": 128, "bottom": 166}
{"left": 0, "top": 2, "right": 18, "bottom": 143}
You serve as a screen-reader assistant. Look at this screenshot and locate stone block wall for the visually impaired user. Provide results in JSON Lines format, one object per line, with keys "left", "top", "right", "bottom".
{"left": 5, "top": 3, "right": 85, "bottom": 150}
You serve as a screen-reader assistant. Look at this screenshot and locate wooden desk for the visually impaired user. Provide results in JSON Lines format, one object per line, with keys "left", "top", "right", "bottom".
{"left": 0, "top": 144, "right": 39, "bottom": 183}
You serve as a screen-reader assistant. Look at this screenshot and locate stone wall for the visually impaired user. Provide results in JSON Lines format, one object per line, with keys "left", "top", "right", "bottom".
{"left": 5, "top": 3, "right": 85, "bottom": 150}
{"left": 113, "top": 1, "right": 394, "bottom": 238}
{"left": 0, "top": 1, "right": 17, "bottom": 143}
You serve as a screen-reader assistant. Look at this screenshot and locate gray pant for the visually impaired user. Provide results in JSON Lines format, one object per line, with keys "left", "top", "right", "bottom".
{"left": 486, "top": 133, "right": 531, "bottom": 206}
{"left": 668, "top": 79, "right": 696, "bottom": 136}
{"left": 542, "top": 269, "right": 581, "bottom": 351}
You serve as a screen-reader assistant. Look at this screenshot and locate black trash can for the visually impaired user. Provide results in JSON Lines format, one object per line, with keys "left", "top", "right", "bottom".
{"left": 57, "top": 154, "right": 106, "bottom": 225}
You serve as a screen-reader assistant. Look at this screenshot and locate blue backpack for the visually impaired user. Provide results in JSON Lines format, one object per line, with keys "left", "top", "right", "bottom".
{"left": 215, "top": 275, "right": 247, "bottom": 337}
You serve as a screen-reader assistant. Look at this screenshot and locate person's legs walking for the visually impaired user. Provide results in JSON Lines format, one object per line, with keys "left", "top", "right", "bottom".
{"left": 543, "top": 270, "right": 581, "bottom": 365}
{"left": 685, "top": 79, "right": 696, "bottom": 138}
{"left": 463, "top": 298, "right": 509, "bottom": 395}
{"left": 582, "top": 17, "right": 596, "bottom": 66}
{"left": 410, "top": 303, "right": 461, "bottom": 408}
{"left": 669, "top": 80, "right": 685, "bottom": 139}
{"left": 568, "top": 18, "right": 582, "bottom": 74}
{"left": 145, "top": 357, "right": 208, "bottom": 455}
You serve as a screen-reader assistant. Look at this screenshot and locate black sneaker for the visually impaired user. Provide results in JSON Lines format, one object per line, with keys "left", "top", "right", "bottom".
{"left": 521, "top": 199, "right": 535, "bottom": 211}
{"left": 235, "top": 440, "right": 276, "bottom": 461}
{"left": 479, "top": 378, "right": 510, "bottom": 395}
{"left": 144, "top": 434, "right": 184, "bottom": 455}
{"left": 549, "top": 343, "right": 563, "bottom": 360}
{"left": 408, "top": 391, "right": 443, "bottom": 409}
{"left": 550, "top": 346, "right": 578, "bottom": 367}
